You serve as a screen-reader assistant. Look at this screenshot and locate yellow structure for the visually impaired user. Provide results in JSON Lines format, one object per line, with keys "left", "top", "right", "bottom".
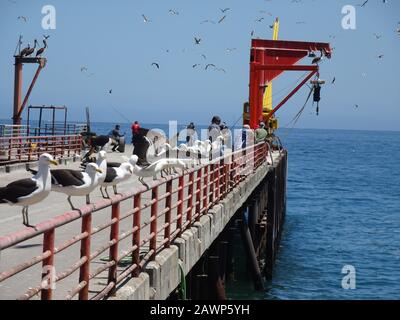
{"left": 263, "top": 18, "right": 280, "bottom": 130}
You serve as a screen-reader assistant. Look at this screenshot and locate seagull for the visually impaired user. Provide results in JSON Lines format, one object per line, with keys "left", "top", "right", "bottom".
{"left": 96, "top": 151, "right": 107, "bottom": 184}
{"left": 0, "top": 154, "right": 58, "bottom": 227}
{"left": 192, "top": 64, "right": 201, "bottom": 68}
{"left": 226, "top": 48, "right": 237, "bottom": 53}
{"left": 201, "top": 54, "right": 207, "bottom": 60}
{"left": 200, "top": 20, "right": 215, "bottom": 24}
{"left": 100, "top": 163, "right": 133, "bottom": 198}
{"left": 142, "top": 14, "right": 151, "bottom": 23}
{"left": 80, "top": 66, "right": 88, "bottom": 72}
{"left": 194, "top": 37, "right": 202, "bottom": 45}
{"left": 17, "top": 16, "right": 27, "bottom": 22}
{"left": 205, "top": 64, "right": 216, "bottom": 70}
{"left": 218, "top": 16, "right": 226, "bottom": 24}
{"left": 130, "top": 155, "right": 187, "bottom": 183}
{"left": 109, "top": 89, "right": 113, "bottom": 94}
{"left": 331, "top": 77, "right": 336, "bottom": 84}
{"left": 377, "top": 54, "right": 384, "bottom": 59}
{"left": 169, "top": 9, "right": 179, "bottom": 15}
{"left": 373, "top": 33, "right": 382, "bottom": 39}
{"left": 151, "top": 62, "right": 160, "bottom": 69}
{"left": 220, "top": 8, "right": 230, "bottom": 13}
{"left": 51, "top": 163, "right": 103, "bottom": 210}
{"left": 255, "top": 18, "right": 264, "bottom": 22}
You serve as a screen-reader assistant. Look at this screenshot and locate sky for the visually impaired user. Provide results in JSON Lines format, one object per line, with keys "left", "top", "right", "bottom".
{"left": 0, "top": 0, "right": 399, "bottom": 131}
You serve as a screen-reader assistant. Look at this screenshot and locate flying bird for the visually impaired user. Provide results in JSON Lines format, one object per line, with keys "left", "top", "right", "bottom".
{"left": 192, "top": 64, "right": 200, "bottom": 68}
{"left": 169, "top": 9, "right": 179, "bottom": 15}
{"left": 80, "top": 66, "right": 88, "bottom": 72}
{"left": 0, "top": 154, "right": 57, "bottom": 227}
{"left": 255, "top": 18, "right": 264, "bottom": 22}
{"left": 205, "top": 64, "right": 216, "bottom": 70}
{"left": 220, "top": 8, "right": 230, "bottom": 13}
{"left": 201, "top": 54, "right": 207, "bottom": 60}
{"left": 194, "top": 37, "right": 202, "bottom": 45}
{"left": 373, "top": 33, "right": 382, "bottom": 39}
{"left": 151, "top": 62, "right": 160, "bottom": 69}
{"left": 109, "top": 89, "right": 113, "bottom": 94}
{"left": 226, "top": 48, "right": 237, "bottom": 53}
{"left": 142, "top": 14, "right": 151, "bottom": 23}
{"left": 218, "top": 16, "right": 226, "bottom": 24}
{"left": 331, "top": 77, "right": 336, "bottom": 84}
{"left": 17, "top": 16, "right": 27, "bottom": 22}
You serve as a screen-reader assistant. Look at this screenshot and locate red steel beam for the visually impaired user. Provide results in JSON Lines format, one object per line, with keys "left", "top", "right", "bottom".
{"left": 253, "top": 64, "right": 319, "bottom": 72}
{"left": 265, "top": 70, "right": 317, "bottom": 122}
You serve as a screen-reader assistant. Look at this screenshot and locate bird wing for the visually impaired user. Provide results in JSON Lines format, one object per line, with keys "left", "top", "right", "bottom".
{"left": 104, "top": 167, "right": 118, "bottom": 183}
{"left": 0, "top": 178, "right": 38, "bottom": 203}
{"left": 107, "top": 162, "right": 121, "bottom": 168}
{"left": 50, "top": 170, "right": 85, "bottom": 187}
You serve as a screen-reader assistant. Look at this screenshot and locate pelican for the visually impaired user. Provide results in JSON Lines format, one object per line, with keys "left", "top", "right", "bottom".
{"left": 20, "top": 43, "right": 30, "bottom": 57}
{"left": 36, "top": 39, "right": 47, "bottom": 57}
{"left": 25, "top": 39, "right": 37, "bottom": 57}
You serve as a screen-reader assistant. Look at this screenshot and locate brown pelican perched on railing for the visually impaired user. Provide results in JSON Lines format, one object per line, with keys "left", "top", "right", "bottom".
{"left": 25, "top": 39, "right": 37, "bottom": 57}
{"left": 36, "top": 39, "right": 47, "bottom": 57}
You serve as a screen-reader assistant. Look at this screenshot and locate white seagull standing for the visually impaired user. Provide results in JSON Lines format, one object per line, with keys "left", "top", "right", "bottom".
{"left": 130, "top": 155, "right": 187, "bottom": 184}
{"left": 0, "top": 153, "right": 58, "bottom": 227}
{"left": 100, "top": 163, "right": 133, "bottom": 198}
{"left": 51, "top": 163, "right": 103, "bottom": 210}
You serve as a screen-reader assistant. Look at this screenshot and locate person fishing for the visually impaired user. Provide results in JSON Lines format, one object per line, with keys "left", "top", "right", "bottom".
{"left": 255, "top": 121, "right": 268, "bottom": 144}
{"left": 186, "top": 122, "right": 196, "bottom": 147}
{"left": 109, "top": 124, "right": 125, "bottom": 152}
{"left": 131, "top": 121, "right": 141, "bottom": 144}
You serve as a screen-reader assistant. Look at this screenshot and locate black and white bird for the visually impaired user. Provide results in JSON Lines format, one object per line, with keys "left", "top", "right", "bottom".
{"left": 100, "top": 163, "right": 133, "bottom": 198}
{"left": 51, "top": 163, "right": 103, "bottom": 210}
{"left": 0, "top": 154, "right": 58, "bottom": 227}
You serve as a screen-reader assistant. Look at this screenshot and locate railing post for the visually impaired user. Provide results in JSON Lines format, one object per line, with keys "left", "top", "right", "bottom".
{"left": 177, "top": 176, "right": 184, "bottom": 236}
{"left": 108, "top": 202, "right": 120, "bottom": 296}
{"left": 195, "top": 168, "right": 202, "bottom": 221}
{"left": 150, "top": 186, "right": 158, "bottom": 260}
{"left": 209, "top": 164, "right": 215, "bottom": 205}
{"left": 187, "top": 172, "right": 194, "bottom": 223}
{"left": 202, "top": 166, "right": 209, "bottom": 215}
{"left": 164, "top": 180, "right": 172, "bottom": 248}
{"left": 132, "top": 194, "right": 141, "bottom": 277}
{"left": 41, "top": 229, "right": 55, "bottom": 300}
{"left": 78, "top": 213, "right": 92, "bottom": 300}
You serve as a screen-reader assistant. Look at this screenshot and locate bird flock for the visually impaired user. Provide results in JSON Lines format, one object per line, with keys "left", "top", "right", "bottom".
{"left": 0, "top": 133, "right": 231, "bottom": 228}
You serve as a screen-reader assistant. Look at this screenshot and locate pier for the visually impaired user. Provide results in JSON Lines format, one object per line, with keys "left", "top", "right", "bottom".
{"left": 0, "top": 143, "right": 287, "bottom": 300}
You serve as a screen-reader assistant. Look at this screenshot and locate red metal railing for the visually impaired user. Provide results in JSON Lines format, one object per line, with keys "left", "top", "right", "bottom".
{"left": 0, "top": 134, "right": 82, "bottom": 165}
{"left": 0, "top": 143, "right": 269, "bottom": 300}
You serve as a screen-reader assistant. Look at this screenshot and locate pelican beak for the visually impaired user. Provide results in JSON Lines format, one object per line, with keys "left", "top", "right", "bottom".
{"left": 96, "top": 169, "right": 103, "bottom": 174}
{"left": 50, "top": 160, "right": 58, "bottom": 166}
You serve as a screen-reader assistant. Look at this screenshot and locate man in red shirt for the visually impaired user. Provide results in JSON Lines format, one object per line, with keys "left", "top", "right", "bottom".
{"left": 131, "top": 121, "right": 140, "bottom": 143}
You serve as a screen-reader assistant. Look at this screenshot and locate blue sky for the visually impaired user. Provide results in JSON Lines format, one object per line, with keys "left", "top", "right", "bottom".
{"left": 0, "top": 0, "right": 399, "bottom": 131}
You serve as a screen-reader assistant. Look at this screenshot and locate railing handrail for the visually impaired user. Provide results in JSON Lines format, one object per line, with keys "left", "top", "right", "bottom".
{"left": 0, "top": 142, "right": 270, "bottom": 300}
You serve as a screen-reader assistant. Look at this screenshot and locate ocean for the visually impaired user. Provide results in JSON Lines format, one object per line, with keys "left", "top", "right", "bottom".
{"left": 228, "top": 128, "right": 400, "bottom": 300}
{"left": 2, "top": 119, "right": 400, "bottom": 299}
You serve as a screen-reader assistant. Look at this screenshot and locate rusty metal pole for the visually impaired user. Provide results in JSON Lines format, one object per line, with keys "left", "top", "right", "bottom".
{"left": 164, "top": 181, "right": 172, "bottom": 248}
{"left": 108, "top": 202, "right": 120, "bottom": 296}
{"left": 132, "top": 194, "right": 141, "bottom": 277}
{"left": 150, "top": 186, "right": 158, "bottom": 260}
{"left": 79, "top": 213, "right": 92, "bottom": 300}
{"left": 41, "top": 229, "right": 55, "bottom": 300}
{"left": 13, "top": 58, "right": 23, "bottom": 125}
{"left": 177, "top": 176, "right": 184, "bottom": 236}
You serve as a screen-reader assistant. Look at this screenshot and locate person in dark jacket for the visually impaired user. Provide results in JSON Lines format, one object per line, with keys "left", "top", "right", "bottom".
{"left": 109, "top": 125, "right": 125, "bottom": 152}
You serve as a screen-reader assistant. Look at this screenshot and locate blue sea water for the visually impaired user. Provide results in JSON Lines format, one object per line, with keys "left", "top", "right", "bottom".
{"left": 229, "top": 128, "right": 400, "bottom": 300}
{"left": 2, "top": 118, "right": 399, "bottom": 299}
